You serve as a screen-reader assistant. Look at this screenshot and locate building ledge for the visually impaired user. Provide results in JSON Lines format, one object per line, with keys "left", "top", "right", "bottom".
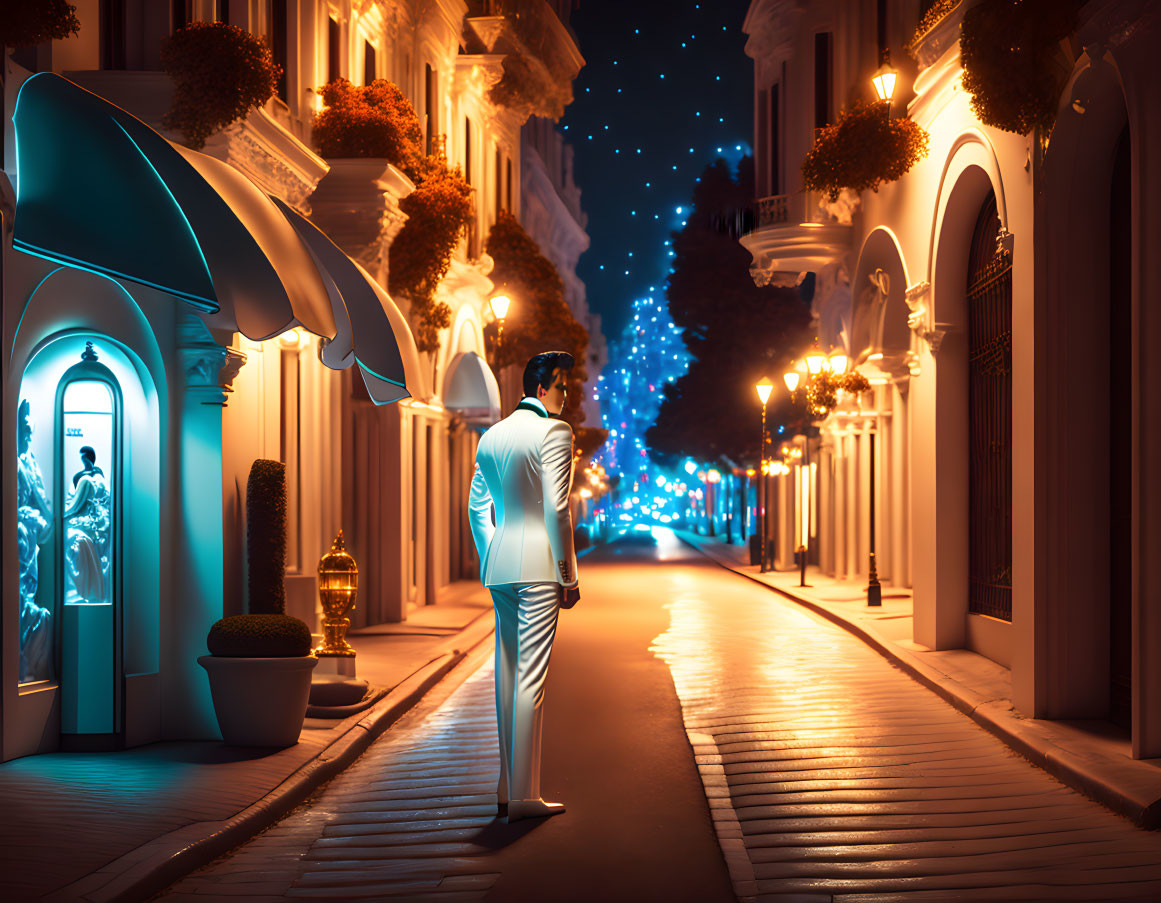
{"left": 741, "top": 193, "right": 853, "bottom": 282}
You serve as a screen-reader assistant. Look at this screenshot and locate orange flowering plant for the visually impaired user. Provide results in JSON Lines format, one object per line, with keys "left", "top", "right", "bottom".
{"left": 312, "top": 78, "right": 424, "bottom": 165}
{"left": 801, "top": 101, "right": 930, "bottom": 201}
{"left": 311, "top": 79, "right": 473, "bottom": 353}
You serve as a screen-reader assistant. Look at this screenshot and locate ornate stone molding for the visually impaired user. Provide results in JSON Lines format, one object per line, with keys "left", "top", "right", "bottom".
{"left": 905, "top": 280, "right": 930, "bottom": 333}
{"left": 218, "top": 348, "right": 248, "bottom": 399}
{"left": 909, "top": 0, "right": 966, "bottom": 71}
{"left": 308, "top": 159, "right": 416, "bottom": 282}
{"left": 177, "top": 315, "right": 229, "bottom": 405}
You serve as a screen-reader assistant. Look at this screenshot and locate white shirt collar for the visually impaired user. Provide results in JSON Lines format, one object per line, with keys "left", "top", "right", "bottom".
{"left": 519, "top": 396, "right": 549, "bottom": 417}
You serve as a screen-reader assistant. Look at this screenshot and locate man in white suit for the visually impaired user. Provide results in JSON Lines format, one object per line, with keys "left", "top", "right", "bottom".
{"left": 469, "top": 351, "right": 580, "bottom": 822}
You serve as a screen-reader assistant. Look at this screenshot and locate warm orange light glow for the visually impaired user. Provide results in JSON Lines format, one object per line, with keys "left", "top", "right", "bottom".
{"left": 805, "top": 342, "right": 827, "bottom": 375}
{"left": 783, "top": 371, "right": 800, "bottom": 392}
{"left": 707, "top": 468, "right": 721, "bottom": 483}
{"left": 489, "top": 293, "right": 511, "bottom": 320}
{"left": 755, "top": 377, "right": 774, "bottom": 405}
{"left": 828, "top": 352, "right": 848, "bottom": 374}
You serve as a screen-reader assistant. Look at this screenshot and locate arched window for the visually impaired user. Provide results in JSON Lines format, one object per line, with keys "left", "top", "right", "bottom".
{"left": 54, "top": 342, "right": 124, "bottom": 737}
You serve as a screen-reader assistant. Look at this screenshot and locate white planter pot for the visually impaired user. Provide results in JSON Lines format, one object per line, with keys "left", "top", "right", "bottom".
{"left": 198, "top": 655, "right": 319, "bottom": 748}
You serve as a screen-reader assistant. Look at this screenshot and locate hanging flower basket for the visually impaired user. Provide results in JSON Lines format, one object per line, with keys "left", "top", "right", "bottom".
{"left": 0, "top": 0, "right": 79, "bottom": 48}
{"left": 805, "top": 370, "right": 871, "bottom": 417}
{"left": 960, "top": 0, "right": 1081, "bottom": 135}
{"left": 802, "top": 102, "right": 930, "bottom": 202}
{"left": 161, "top": 21, "right": 281, "bottom": 150}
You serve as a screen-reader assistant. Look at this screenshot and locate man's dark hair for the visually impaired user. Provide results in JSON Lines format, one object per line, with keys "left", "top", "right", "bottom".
{"left": 80, "top": 446, "right": 96, "bottom": 464}
{"left": 522, "top": 351, "right": 575, "bottom": 398}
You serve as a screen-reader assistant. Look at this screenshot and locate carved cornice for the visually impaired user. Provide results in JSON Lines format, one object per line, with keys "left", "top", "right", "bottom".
{"left": 200, "top": 107, "right": 329, "bottom": 215}
{"left": 308, "top": 159, "right": 416, "bottom": 282}
{"left": 742, "top": 0, "right": 807, "bottom": 69}
{"left": 218, "top": 348, "right": 248, "bottom": 398}
{"left": 177, "top": 315, "right": 229, "bottom": 405}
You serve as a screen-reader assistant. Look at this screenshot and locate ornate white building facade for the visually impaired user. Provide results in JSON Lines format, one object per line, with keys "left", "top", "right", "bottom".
{"left": 743, "top": 0, "right": 1161, "bottom": 760}
{"left": 1, "top": 0, "right": 586, "bottom": 759}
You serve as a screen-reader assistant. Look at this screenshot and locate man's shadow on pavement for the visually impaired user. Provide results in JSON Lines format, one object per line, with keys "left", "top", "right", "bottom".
{"left": 470, "top": 813, "right": 549, "bottom": 849}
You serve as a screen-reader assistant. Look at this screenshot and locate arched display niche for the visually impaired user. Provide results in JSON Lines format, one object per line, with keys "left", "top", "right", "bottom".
{"left": 912, "top": 129, "right": 1010, "bottom": 659}
{"left": 11, "top": 269, "right": 163, "bottom": 755}
{"left": 850, "top": 227, "right": 912, "bottom": 365}
{"left": 1028, "top": 46, "right": 1133, "bottom": 733}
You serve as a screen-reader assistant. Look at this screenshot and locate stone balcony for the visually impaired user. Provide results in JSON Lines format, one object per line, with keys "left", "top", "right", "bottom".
{"left": 740, "top": 191, "right": 853, "bottom": 285}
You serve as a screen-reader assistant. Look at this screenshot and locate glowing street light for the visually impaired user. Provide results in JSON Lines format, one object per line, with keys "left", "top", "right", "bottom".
{"left": 755, "top": 377, "right": 774, "bottom": 406}
{"left": 871, "top": 58, "right": 898, "bottom": 105}
{"left": 872, "top": 51, "right": 898, "bottom": 121}
{"left": 783, "top": 370, "right": 800, "bottom": 393}
{"left": 489, "top": 293, "right": 511, "bottom": 321}
{"left": 805, "top": 340, "right": 827, "bottom": 376}
{"left": 828, "top": 351, "right": 849, "bottom": 375}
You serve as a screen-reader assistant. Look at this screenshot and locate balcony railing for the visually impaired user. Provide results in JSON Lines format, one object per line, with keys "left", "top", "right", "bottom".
{"left": 758, "top": 194, "right": 790, "bottom": 227}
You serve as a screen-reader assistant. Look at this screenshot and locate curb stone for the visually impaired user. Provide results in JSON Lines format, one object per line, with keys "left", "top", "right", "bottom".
{"left": 47, "top": 611, "right": 495, "bottom": 903}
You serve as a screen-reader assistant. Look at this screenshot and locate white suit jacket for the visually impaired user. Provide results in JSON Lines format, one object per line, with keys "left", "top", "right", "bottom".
{"left": 469, "top": 396, "right": 579, "bottom": 588}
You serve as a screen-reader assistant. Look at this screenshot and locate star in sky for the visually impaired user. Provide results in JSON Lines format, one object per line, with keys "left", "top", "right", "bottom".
{"left": 563, "top": 0, "right": 754, "bottom": 337}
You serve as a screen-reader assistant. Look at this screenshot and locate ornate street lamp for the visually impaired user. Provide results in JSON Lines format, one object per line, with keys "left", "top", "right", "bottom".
{"left": 872, "top": 50, "right": 898, "bottom": 119}
{"left": 489, "top": 292, "right": 511, "bottom": 359}
{"left": 755, "top": 377, "right": 774, "bottom": 571}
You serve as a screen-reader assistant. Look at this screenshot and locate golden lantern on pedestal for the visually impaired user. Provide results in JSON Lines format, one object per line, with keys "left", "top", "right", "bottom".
{"left": 315, "top": 530, "right": 358, "bottom": 659}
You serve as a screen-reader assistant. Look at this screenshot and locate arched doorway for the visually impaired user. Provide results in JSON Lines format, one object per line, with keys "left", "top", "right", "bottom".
{"left": 965, "top": 192, "right": 1013, "bottom": 623}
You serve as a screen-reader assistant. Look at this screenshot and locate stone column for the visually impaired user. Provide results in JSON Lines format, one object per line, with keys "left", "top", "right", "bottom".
{"left": 170, "top": 316, "right": 230, "bottom": 740}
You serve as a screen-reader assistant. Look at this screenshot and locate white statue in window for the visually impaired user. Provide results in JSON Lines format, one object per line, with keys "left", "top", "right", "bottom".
{"left": 16, "top": 399, "right": 53, "bottom": 682}
{"left": 64, "top": 445, "right": 111, "bottom": 605}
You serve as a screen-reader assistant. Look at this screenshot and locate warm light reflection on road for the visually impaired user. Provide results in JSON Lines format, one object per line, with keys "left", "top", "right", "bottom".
{"left": 650, "top": 528, "right": 859, "bottom": 739}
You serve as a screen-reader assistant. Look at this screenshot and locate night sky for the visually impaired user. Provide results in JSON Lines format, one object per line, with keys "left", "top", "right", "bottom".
{"left": 562, "top": 0, "right": 756, "bottom": 340}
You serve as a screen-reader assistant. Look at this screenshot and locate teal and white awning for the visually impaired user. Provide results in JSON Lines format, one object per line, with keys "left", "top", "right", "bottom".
{"left": 12, "top": 72, "right": 411, "bottom": 404}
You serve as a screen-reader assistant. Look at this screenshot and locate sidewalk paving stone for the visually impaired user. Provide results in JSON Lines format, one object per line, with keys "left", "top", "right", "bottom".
{"left": 681, "top": 531, "right": 1161, "bottom": 829}
{"left": 0, "top": 584, "right": 494, "bottom": 903}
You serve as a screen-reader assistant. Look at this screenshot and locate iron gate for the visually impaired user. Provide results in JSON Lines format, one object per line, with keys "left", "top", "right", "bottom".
{"left": 967, "top": 195, "right": 1013, "bottom": 621}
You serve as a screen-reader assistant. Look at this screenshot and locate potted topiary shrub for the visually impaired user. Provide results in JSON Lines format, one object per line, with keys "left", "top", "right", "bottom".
{"left": 198, "top": 459, "right": 317, "bottom": 747}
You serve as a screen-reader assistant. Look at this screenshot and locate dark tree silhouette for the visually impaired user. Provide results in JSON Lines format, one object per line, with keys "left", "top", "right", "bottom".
{"left": 647, "top": 158, "right": 812, "bottom": 467}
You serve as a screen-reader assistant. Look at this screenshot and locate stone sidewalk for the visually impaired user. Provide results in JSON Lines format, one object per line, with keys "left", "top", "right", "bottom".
{"left": 160, "top": 532, "right": 1161, "bottom": 902}
{"left": 0, "top": 584, "right": 494, "bottom": 903}
{"left": 680, "top": 531, "right": 1161, "bottom": 829}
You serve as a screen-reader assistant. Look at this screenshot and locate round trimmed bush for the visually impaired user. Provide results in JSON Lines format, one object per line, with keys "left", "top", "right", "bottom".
{"left": 207, "top": 614, "right": 312, "bottom": 658}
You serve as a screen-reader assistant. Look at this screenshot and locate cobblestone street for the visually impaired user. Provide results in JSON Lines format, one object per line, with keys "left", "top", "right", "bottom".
{"left": 163, "top": 532, "right": 1161, "bottom": 902}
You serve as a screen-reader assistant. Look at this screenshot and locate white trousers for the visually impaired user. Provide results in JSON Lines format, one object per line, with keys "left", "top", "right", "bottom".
{"left": 490, "top": 581, "right": 560, "bottom": 803}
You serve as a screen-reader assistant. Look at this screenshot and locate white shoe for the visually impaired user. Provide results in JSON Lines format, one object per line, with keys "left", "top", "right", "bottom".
{"left": 507, "top": 798, "right": 566, "bottom": 821}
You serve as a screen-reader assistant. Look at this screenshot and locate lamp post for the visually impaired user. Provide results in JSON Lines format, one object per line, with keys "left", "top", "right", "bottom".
{"left": 867, "top": 426, "right": 882, "bottom": 606}
{"left": 755, "top": 378, "right": 774, "bottom": 571}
